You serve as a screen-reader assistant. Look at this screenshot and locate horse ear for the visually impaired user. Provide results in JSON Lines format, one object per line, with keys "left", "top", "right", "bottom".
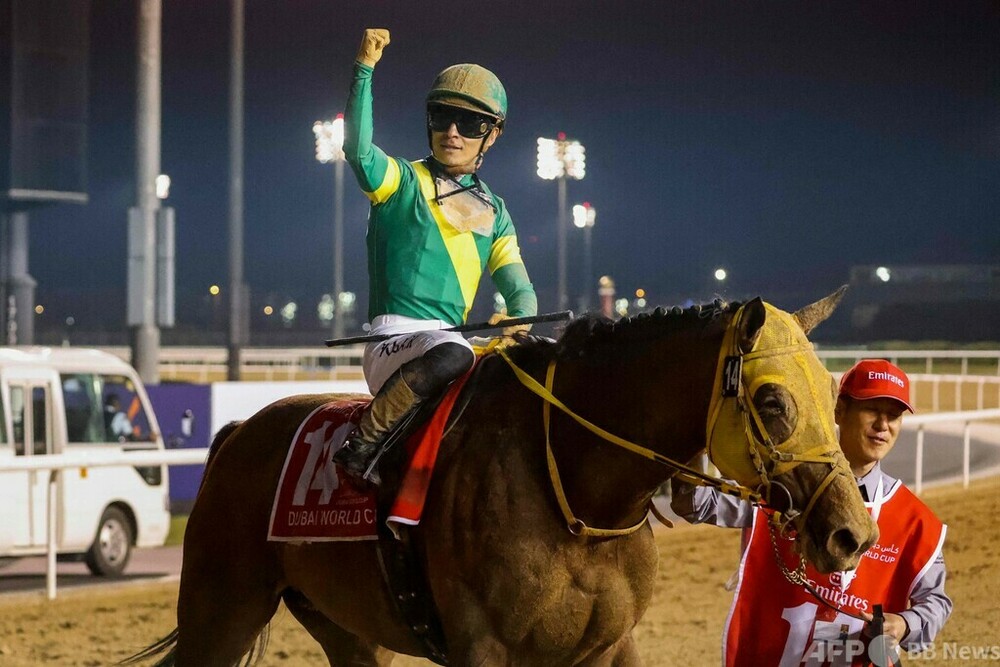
{"left": 738, "top": 297, "right": 766, "bottom": 353}
{"left": 793, "top": 285, "right": 848, "bottom": 335}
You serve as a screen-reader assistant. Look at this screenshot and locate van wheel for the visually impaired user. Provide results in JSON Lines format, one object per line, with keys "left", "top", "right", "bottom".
{"left": 85, "top": 507, "right": 133, "bottom": 577}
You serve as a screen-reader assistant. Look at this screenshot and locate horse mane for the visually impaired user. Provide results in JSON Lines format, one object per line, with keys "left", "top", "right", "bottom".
{"left": 513, "top": 298, "right": 742, "bottom": 362}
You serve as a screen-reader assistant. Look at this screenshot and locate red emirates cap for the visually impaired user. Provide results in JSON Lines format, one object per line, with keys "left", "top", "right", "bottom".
{"left": 839, "top": 359, "right": 914, "bottom": 412}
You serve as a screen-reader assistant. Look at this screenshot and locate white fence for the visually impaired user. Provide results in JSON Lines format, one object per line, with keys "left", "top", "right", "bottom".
{"left": 826, "top": 371, "right": 1000, "bottom": 414}
{"left": 1, "top": 448, "right": 209, "bottom": 599}
{"left": 816, "top": 349, "right": 1000, "bottom": 375}
{"left": 100, "top": 346, "right": 367, "bottom": 383}
{"left": 89, "top": 347, "right": 1000, "bottom": 383}
{"left": 908, "top": 374, "right": 1000, "bottom": 412}
{"left": 905, "top": 409, "right": 1000, "bottom": 495}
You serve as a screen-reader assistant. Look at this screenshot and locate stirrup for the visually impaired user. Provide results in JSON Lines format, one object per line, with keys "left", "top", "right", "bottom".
{"left": 344, "top": 404, "right": 427, "bottom": 487}
{"left": 333, "top": 437, "right": 382, "bottom": 486}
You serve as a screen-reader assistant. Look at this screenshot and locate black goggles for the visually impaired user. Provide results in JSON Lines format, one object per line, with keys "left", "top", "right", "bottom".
{"left": 427, "top": 105, "right": 497, "bottom": 139}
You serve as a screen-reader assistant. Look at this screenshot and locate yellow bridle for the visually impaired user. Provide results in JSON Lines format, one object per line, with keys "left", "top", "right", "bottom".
{"left": 704, "top": 304, "right": 850, "bottom": 535}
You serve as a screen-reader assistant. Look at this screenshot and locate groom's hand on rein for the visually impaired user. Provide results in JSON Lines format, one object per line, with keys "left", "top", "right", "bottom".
{"left": 861, "top": 610, "right": 908, "bottom": 642}
{"left": 488, "top": 313, "right": 531, "bottom": 349}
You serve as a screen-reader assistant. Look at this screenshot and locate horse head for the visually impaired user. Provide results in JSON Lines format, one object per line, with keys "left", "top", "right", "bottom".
{"left": 705, "top": 287, "right": 878, "bottom": 573}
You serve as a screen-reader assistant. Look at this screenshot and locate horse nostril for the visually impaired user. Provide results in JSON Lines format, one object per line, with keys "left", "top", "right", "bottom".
{"left": 826, "top": 527, "right": 861, "bottom": 560}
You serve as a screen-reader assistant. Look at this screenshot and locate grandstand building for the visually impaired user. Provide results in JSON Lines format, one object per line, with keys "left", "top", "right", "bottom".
{"left": 841, "top": 264, "right": 999, "bottom": 343}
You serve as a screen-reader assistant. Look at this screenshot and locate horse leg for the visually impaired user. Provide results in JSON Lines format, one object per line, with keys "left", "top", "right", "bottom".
{"left": 173, "top": 594, "right": 280, "bottom": 666}
{"left": 446, "top": 624, "right": 640, "bottom": 666}
{"left": 583, "top": 633, "right": 643, "bottom": 667}
{"left": 283, "top": 589, "right": 395, "bottom": 666}
{"left": 173, "top": 555, "right": 282, "bottom": 666}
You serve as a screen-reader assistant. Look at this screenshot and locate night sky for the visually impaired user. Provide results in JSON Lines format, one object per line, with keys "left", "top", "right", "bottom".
{"left": 27, "top": 1, "right": 1000, "bottom": 326}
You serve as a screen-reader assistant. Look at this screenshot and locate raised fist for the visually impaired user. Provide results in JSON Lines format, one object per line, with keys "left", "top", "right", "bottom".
{"left": 356, "top": 28, "right": 390, "bottom": 68}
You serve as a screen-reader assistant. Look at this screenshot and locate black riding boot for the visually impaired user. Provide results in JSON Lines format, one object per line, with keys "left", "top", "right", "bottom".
{"left": 333, "top": 370, "right": 423, "bottom": 486}
{"left": 333, "top": 342, "right": 475, "bottom": 486}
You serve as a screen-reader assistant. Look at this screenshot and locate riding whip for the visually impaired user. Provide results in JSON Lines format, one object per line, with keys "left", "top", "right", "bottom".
{"left": 324, "top": 310, "right": 574, "bottom": 347}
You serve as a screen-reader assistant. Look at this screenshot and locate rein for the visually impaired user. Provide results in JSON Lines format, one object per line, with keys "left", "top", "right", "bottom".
{"left": 765, "top": 522, "right": 869, "bottom": 623}
{"left": 494, "top": 314, "right": 775, "bottom": 538}
{"left": 497, "top": 350, "right": 733, "bottom": 537}
{"left": 495, "top": 303, "right": 845, "bottom": 542}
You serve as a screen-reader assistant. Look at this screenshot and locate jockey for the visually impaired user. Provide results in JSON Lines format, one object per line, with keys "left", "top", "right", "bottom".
{"left": 332, "top": 29, "right": 538, "bottom": 486}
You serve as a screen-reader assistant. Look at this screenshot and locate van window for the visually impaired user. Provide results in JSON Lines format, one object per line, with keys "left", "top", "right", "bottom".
{"left": 11, "top": 386, "right": 25, "bottom": 455}
{"left": 32, "top": 386, "right": 50, "bottom": 454}
{"left": 10, "top": 385, "right": 50, "bottom": 455}
{"left": 61, "top": 374, "right": 103, "bottom": 443}
{"left": 0, "top": 386, "right": 7, "bottom": 445}
{"left": 61, "top": 373, "right": 153, "bottom": 443}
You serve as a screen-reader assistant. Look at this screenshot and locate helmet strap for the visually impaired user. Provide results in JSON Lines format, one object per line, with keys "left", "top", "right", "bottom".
{"left": 473, "top": 124, "right": 501, "bottom": 170}
{"left": 474, "top": 136, "right": 489, "bottom": 170}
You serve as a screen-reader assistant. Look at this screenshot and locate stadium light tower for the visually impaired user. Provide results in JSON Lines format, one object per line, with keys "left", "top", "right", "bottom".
{"left": 313, "top": 113, "right": 347, "bottom": 339}
{"left": 572, "top": 202, "right": 596, "bottom": 310}
{"left": 537, "top": 132, "right": 586, "bottom": 311}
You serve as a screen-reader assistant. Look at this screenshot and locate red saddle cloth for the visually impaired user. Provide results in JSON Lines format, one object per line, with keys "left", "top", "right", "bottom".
{"left": 267, "top": 374, "right": 470, "bottom": 542}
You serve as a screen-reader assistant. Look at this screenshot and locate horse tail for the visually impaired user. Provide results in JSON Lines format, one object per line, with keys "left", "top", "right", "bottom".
{"left": 207, "top": 420, "right": 243, "bottom": 465}
{"left": 116, "top": 628, "right": 178, "bottom": 665}
{"left": 117, "top": 626, "right": 270, "bottom": 666}
{"left": 118, "top": 422, "right": 267, "bottom": 666}
{"left": 190, "top": 420, "right": 244, "bottom": 498}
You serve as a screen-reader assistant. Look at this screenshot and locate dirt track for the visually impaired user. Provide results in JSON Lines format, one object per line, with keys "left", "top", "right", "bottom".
{"left": 0, "top": 477, "right": 997, "bottom": 666}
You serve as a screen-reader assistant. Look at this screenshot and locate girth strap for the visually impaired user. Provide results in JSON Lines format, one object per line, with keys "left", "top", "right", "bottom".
{"left": 375, "top": 525, "right": 449, "bottom": 665}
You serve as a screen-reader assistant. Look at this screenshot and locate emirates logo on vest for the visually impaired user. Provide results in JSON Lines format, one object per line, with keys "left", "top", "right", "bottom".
{"left": 829, "top": 568, "right": 858, "bottom": 592}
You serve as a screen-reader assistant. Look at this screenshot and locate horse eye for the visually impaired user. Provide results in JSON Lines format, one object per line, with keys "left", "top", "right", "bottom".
{"left": 760, "top": 396, "right": 784, "bottom": 415}
{"left": 753, "top": 383, "right": 798, "bottom": 444}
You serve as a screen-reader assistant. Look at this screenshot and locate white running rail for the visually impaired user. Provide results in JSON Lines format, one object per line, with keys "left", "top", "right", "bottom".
{"left": 817, "top": 349, "right": 1000, "bottom": 375}
{"left": 0, "top": 448, "right": 209, "bottom": 599}
{"left": 904, "top": 409, "right": 1000, "bottom": 495}
{"left": 909, "top": 374, "right": 1000, "bottom": 412}
{"left": 90, "top": 346, "right": 1000, "bottom": 382}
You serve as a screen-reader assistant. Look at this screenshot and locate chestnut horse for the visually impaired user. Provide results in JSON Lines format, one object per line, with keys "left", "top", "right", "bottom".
{"left": 126, "top": 291, "right": 877, "bottom": 666}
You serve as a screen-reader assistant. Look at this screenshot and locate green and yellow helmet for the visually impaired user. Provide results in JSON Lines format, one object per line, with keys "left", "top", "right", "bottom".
{"left": 426, "top": 63, "right": 507, "bottom": 126}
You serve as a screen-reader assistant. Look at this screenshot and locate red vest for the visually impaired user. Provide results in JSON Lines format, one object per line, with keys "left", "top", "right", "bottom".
{"left": 724, "top": 480, "right": 945, "bottom": 667}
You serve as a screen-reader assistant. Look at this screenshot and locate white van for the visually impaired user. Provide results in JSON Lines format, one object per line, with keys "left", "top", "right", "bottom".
{"left": 0, "top": 347, "right": 170, "bottom": 576}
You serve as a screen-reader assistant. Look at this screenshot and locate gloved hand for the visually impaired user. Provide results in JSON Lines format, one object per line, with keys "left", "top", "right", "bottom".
{"left": 488, "top": 313, "right": 531, "bottom": 349}
{"left": 356, "top": 28, "right": 390, "bottom": 68}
